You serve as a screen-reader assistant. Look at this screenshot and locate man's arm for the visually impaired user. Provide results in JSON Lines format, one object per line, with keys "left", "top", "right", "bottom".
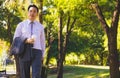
{"left": 13, "top": 23, "right": 22, "bottom": 39}
{"left": 40, "top": 27, "right": 46, "bottom": 58}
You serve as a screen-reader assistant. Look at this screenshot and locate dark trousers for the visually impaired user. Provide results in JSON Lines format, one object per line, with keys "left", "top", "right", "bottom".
{"left": 19, "top": 49, "right": 42, "bottom": 78}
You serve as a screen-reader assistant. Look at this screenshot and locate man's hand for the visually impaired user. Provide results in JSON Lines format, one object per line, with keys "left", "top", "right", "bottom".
{"left": 26, "top": 38, "right": 34, "bottom": 44}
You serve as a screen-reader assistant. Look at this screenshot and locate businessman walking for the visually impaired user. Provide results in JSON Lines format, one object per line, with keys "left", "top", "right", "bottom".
{"left": 13, "top": 4, "right": 45, "bottom": 78}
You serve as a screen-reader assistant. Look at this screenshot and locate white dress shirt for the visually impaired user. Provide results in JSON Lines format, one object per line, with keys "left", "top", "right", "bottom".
{"left": 13, "top": 19, "right": 45, "bottom": 57}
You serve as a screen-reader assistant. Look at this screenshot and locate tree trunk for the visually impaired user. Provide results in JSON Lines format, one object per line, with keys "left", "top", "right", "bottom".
{"left": 7, "top": 14, "right": 12, "bottom": 44}
{"left": 7, "top": 12, "right": 21, "bottom": 78}
{"left": 62, "top": 15, "right": 70, "bottom": 61}
{"left": 7, "top": 13, "right": 21, "bottom": 77}
{"left": 107, "top": 30, "right": 119, "bottom": 78}
{"left": 91, "top": 1, "right": 120, "bottom": 78}
{"left": 39, "top": 0, "right": 43, "bottom": 24}
{"left": 63, "top": 16, "right": 76, "bottom": 61}
{"left": 38, "top": 0, "right": 46, "bottom": 78}
{"left": 43, "top": 23, "right": 54, "bottom": 78}
{"left": 57, "top": 11, "right": 64, "bottom": 78}
{"left": 14, "top": 55, "right": 20, "bottom": 78}
{"left": 43, "top": 48, "right": 50, "bottom": 78}
{"left": 57, "top": 12, "right": 76, "bottom": 78}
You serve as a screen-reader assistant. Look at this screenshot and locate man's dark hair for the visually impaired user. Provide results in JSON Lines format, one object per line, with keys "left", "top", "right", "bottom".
{"left": 28, "top": 4, "right": 39, "bottom": 13}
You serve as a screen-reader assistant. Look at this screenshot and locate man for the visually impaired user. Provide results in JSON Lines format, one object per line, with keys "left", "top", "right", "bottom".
{"left": 13, "top": 4, "right": 45, "bottom": 78}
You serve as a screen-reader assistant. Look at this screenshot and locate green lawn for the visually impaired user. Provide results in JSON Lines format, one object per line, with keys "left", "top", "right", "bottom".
{"left": 1, "top": 65, "right": 109, "bottom": 78}
{"left": 48, "top": 65, "right": 109, "bottom": 78}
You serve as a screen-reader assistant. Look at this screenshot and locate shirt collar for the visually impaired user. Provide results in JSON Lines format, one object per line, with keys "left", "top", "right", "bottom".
{"left": 27, "top": 19, "right": 36, "bottom": 24}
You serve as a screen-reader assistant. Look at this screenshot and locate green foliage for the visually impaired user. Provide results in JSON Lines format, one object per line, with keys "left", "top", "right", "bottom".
{"left": 0, "top": 39, "right": 10, "bottom": 66}
{"left": 65, "top": 52, "right": 79, "bottom": 65}
{"left": 49, "top": 57, "right": 57, "bottom": 65}
{"left": 43, "top": 0, "right": 111, "bottom": 66}
{"left": 0, "top": 0, "right": 22, "bottom": 41}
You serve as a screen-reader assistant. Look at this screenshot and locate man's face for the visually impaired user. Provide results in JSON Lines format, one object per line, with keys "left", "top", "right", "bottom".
{"left": 28, "top": 7, "right": 38, "bottom": 21}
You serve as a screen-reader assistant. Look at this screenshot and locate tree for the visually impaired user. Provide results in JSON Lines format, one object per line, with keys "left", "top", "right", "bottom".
{"left": 55, "top": 0, "right": 82, "bottom": 77}
{"left": 39, "top": 0, "right": 43, "bottom": 24}
{"left": 2, "top": 0, "right": 29, "bottom": 77}
{"left": 57, "top": 11, "right": 77, "bottom": 78}
{"left": 91, "top": 0, "right": 120, "bottom": 78}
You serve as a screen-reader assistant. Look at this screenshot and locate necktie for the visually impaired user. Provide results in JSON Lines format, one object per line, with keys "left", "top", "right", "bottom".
{"left": 30, "top": 22, "right": 34, "bottom": 36}
{"left": 30, "top": 22, "right": 34, "bottom": 58}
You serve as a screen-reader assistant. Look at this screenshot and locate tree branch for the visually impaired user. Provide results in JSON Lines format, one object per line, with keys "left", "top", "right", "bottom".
{"left": 91, "top": 3, "right": 109, "bottom": 34}
{"left": 68, "top": 18, "right": 77, "bottom": 35}
{"left": 111, "top": 0, "right": 120, "bottom": 28}
{"left": 66, "top": 15, "right": 70, "bottom": 33}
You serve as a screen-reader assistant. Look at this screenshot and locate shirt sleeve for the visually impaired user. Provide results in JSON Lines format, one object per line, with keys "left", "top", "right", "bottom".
{"left": 40, "top": 27, "right": 46, "bottom": 58}
{"left": 13, "top": 23, "right": 22, "bottom": 39}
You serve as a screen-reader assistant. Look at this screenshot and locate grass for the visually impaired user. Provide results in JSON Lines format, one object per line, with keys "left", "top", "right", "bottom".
{"left": 0, "top": 65, "right": 109, "bottom": 78}
{"left": 48, "top": 65, "right": 109, "bottom": 78}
